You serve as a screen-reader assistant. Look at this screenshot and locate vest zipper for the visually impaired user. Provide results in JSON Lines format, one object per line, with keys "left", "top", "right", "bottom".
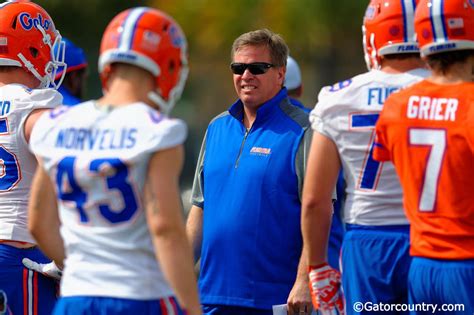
{"left": 235, "top": 128, "right": 250, "bottom": 168}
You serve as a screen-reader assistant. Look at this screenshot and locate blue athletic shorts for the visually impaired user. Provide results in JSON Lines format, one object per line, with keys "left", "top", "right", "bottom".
{"left": 341, "top": 224, "right": 411, "bottom": 315}
{"left": 408, "top": 257, "right": 474, "bottom": 315}
{"left": 202, "top": 304, "right": 272, "bottom": 315}
{"left": 0, "top": 244, "right": 57, "bottom": 315}
{"left": 53, "top": 296, "right": 187, "bottom": 315}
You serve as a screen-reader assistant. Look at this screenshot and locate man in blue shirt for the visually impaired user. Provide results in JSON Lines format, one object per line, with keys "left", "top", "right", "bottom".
{"left": 187, "top": 29, "right": 313, "bottom": 315}
{"left": 55, "top": 38, "right": 88, "bottom": 105}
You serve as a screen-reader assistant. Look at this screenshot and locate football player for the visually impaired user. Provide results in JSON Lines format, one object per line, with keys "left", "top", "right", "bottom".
{"left": 301, "top": 0, "right": 429, "bottom": 314}
{"left": 0, "top": 2, "right": 66, "bottom": 314}
{"left": 27, "top": 7, "right": 201, "bottom": 315}
{"left": 374, "top": 0, "right": 474, "bottom": 313}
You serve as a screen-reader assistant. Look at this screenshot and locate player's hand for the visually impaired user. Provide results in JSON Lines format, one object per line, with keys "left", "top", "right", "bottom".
{"left": 308, "top": 263, "right": 345, "bottom": 315}
{"left": 22, "top": 258, "right": 62, "bottom": 280}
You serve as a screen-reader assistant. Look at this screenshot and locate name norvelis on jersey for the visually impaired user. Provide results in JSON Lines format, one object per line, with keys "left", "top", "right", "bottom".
{"left": 55, "top": 127, "right": 137, "bottom": 150}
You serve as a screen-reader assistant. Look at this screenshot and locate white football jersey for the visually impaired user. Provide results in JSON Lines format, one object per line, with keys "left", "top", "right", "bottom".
{"left": 29, "top": 101, "right": 187, "bottom": 300}
{"left": 310, "top": 69, "right": 429, "bottom": 226}
{"left": 0, "top": 84, "right": 61, "bottom": 243}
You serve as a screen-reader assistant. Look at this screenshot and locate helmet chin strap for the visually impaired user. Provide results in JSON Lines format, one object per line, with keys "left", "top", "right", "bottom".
{"left": 17, "top": 53, "right": 47, "bottom": 88}
{"left": 362, "top": 26, "right": 372, "bottom": 71}
{"left": 369, "top": 33, "right": 381, "bottom": 70}
{"left": 147, "top": 91, "right": 174, "bottom": 116}
{"left": 147, "top": 65, "right": 189, "bottom": 116}
{"left": 16, "top": 25, "right": 67, "bottom": 89}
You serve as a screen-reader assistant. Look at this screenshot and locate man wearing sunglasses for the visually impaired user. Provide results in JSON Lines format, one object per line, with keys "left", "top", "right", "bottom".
{"left": 187, "top": 29, "right": 313, "bottom": 315}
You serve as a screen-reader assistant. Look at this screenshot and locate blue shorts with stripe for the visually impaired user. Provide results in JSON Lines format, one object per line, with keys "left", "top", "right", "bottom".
{"left": 408, "top": 257, "right": 474, "bottom": 315}
{"left": 202, "top": 304, "right": 272, "bottom": 315}
{"left": 53, "top": 296, "right": 187, "bottom": 315}
{"left": 0, "top": 244, "right": 57, "bottom": 315}
{"left": 341, "top": 224, "right": 411, "bottom": 315}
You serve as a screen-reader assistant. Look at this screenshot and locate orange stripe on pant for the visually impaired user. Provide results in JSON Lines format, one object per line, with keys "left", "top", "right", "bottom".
{"left": 23, "top": 269, "right": 28, "bottom": 315}
{"left": 160, "top": 299, "right": 168, "bottom": 315}
{"left": 22, "top": 268, "right": 37, "bottom": 315}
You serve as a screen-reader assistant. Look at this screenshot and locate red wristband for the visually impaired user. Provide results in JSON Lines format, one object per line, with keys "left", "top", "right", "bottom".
{"left": 308, "top": 262, "right": 328, "bottom": 272}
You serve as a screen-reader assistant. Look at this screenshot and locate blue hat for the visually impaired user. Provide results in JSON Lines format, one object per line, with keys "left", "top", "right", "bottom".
{"left": 55, "top": 38, "right": 87, "bottom": 79}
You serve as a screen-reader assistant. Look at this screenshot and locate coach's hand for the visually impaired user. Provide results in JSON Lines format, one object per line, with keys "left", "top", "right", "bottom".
{"left": 287, "top": 274, "right": 313, "bottom": 315}
{"left": 22, "top": 258, "right": 62, "bottom": 280}
{"left": 308, "top": 263, "right": 345, "bottom": 315}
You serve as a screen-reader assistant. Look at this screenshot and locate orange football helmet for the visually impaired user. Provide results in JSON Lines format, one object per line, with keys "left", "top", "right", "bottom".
{"left": 363, "top": 0, "right": 420, "bottom": 69}
{"left": 415, "top": 0, "right": 474, "bottom": 56}
{"left": 99, "top": 7, "right": 189, "bottom": 115}
{"left": 0, "top": 1, "right": 66, "bottom": 88}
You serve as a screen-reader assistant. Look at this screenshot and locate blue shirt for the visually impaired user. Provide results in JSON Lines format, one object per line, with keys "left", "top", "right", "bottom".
{"left": 289, "top": 97, "right": 310, "bottom": 113}
{"left": 192, "top": 88, "right": 311, "bottom": 309}
{"left": 58, "top": 85, "right": 81, "bottom": 106}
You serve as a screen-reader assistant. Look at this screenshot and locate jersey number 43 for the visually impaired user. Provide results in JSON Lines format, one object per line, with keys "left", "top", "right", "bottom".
{"left": 56, "top": 157, "right": 139, "bottom": 224}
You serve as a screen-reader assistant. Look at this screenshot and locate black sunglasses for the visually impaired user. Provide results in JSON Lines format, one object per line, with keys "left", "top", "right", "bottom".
{"left": 230, "top": 62, "right": 274, "bottom": 75}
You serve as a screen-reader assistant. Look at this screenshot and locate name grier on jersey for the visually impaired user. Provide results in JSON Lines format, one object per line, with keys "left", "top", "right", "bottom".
{"left": 406, "top": 95, "right": 458, "bottom": 121}
{"left": 55, "top": 127, "right": 137, "bottom": 150}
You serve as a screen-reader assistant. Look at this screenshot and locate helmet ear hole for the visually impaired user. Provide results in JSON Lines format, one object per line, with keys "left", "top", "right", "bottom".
{"left": 168, "top": 59, "right": 176, "bottom": 74}
{"left": 29, "top": 47, "right": 39, "bottom": 58}
{"left": 11, "top": 16, "right": 18, "bottom": 29}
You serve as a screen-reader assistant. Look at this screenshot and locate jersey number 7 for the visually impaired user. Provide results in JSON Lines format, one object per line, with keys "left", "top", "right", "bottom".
{"left": 409, "top": 128, "right": 446, "bottom": 212}
{"left": 350, "top": 113, "right": 382, "bottom": 190}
